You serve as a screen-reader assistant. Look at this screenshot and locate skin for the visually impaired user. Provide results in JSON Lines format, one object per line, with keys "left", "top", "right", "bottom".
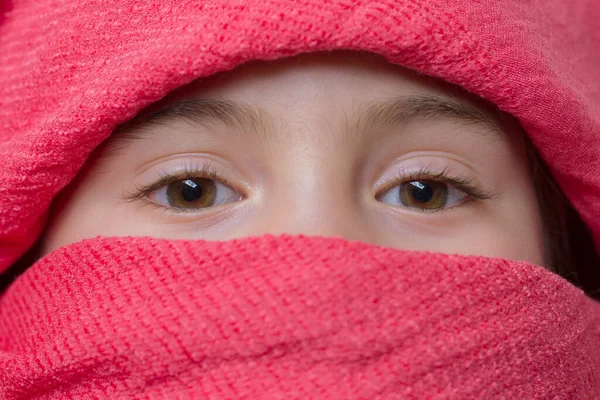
{"left": 40, "top": 52, "right": 546, "bottom": 266}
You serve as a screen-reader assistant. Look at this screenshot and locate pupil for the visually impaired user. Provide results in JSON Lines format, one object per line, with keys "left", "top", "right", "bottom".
{"left": 181, "top": 179, "right": 203, "bottom": 202}
{"left": 410, "top": 181, "right": 434, "bottom": 203}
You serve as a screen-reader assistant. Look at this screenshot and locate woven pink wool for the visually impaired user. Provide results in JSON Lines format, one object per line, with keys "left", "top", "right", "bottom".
{"left": 1, "top": 236, "right": 599, "bottom": 399}
{"left": 1, "top": 0, "right": 600, "bottom": 398}
{"left": 1, "top": 0, "right": 600, "bottom": 271}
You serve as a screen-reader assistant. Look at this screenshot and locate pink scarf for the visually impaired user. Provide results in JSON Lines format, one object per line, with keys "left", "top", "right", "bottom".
{"left": 1, "top": 0, "right": 599, "bottom": 397}
{"left": 2, "top": 236, "right": 599, "bottom": 398}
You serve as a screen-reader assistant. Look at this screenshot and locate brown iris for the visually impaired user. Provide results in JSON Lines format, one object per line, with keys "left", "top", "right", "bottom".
{"left": 399, "top": 180, "right": 448, "bottom": 210}
{"left": 166, "top": 178, "right": 217, "bottom": 209}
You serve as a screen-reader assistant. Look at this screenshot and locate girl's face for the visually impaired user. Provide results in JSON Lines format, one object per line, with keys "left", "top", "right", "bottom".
{"left": 40, "top": 52, "right": 546, "bottom": 266}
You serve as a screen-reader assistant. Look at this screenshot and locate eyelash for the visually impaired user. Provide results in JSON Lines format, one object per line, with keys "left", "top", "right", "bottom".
{"left": 123, "top": 164, "right": 239, "bottom": 208}
{"left": 124, "top": 165, "right": 496, "bottom": 213}
{"left": 376, "top": 166, "right": 497, "bottom": 212}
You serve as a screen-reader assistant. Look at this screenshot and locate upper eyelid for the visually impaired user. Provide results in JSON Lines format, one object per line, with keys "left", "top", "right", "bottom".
{"left": 375, "top": 167, "right": 466, "bottom": 192}
{"left": 375, "top": 168, "right": 497, "bottom": 201}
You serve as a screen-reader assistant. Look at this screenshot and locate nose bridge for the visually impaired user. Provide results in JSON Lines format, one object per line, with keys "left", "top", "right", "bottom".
{"left": 264, "top": 200, "right": 367, "bottom": 241}
{"left": 266, "top": 199, "right": 354, "bottom": 237}
{"left": 257, "top": 152, "right": 370, "bottom": 241}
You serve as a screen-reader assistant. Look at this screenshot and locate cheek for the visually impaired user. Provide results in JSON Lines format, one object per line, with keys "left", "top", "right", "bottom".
{"left": 39, "top": 168, "right": 129, "bottom": 256}
{"left": 490, "top": 186, "right": 546, "bottom": 266}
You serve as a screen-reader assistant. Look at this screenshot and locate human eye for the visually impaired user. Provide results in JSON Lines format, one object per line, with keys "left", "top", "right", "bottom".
{"left": 375, "top": 168, "right": 495, "bottom": 212}
{"left": 126, "top": 165, "right": 244, "bottom": 212}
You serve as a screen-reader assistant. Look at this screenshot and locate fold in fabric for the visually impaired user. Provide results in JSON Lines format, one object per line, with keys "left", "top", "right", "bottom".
{"left": 1, "top": 236, "right": 598, "bottom": 399}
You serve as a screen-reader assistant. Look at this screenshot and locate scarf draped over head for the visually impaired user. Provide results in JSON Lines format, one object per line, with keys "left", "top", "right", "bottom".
{"left": 1, "top": 0, "right": 599, "bottom": 398}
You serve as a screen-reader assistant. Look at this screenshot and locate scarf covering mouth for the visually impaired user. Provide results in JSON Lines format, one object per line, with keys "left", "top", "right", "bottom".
{"left": 1, "top": 0, "right": 600, "bottom": 398}
{"left": 0, "top": 235, "right": 598, "bottom": 399}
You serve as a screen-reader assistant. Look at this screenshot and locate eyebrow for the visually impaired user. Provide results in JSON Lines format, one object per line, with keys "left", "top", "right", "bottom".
{"left": 357, "top": 95, "right": 501, "bottom": 136}
{"left": 115, "top": 98, "right": 269, "bottom": 137}
{"left": 115, "top": 95, "right": 502, "bottom": 140}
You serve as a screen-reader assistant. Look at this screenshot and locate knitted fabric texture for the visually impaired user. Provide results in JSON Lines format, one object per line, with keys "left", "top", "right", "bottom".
{"left": 1, "top": 235, "right": 599, "bottom": 398}
{"left": 1, "top": 0, "right": 600, "bottom": 398}
{"left": 0, "top": 0, "right": 600, "bottom": 271}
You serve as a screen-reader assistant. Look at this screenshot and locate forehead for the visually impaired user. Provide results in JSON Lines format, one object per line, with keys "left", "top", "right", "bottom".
{"left": 120, "top": 51, "right": 510, "bottom": 141}
{"left": 172, "top": 52, "right": 479, "bottom": 110}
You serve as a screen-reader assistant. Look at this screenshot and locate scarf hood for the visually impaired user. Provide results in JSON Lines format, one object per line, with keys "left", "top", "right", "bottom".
{"left": 0, "top": 0, "right": 600, "bottom": 269}
{"left": 1, "top": 0, "right": 600, "bottom": 398}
